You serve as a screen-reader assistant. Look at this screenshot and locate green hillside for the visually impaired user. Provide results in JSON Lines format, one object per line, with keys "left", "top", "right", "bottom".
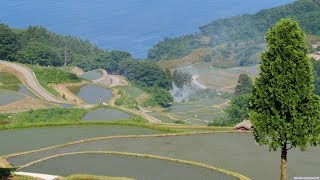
{"left": 0, "top": 25, "right": 104, "bottom": 69}
{"left": 148, "top": 0, "right": 320, "bottom": 68}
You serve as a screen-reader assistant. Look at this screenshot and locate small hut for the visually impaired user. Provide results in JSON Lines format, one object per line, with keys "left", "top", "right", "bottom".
{"left": 234, "top": 120, "right": 253, "bottom": 131}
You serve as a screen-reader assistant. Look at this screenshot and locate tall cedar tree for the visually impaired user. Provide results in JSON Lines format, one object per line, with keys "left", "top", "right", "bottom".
{"left": 250, "top": 18, "right": 320, "bottom": 180}
{"left": 234, "top": 73, "right": 253, "bottom": 96}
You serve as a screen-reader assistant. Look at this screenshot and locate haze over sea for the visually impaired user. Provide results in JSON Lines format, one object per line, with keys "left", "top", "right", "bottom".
{"left": 0, "top": 0, "right": 293, "bottom": 58}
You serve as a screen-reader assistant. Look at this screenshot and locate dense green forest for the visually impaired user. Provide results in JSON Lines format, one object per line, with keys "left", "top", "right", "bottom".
{"left": 0, "top": 24, "right": 103, "bottom": 68}
{"left": 148, "top": 0, "right": 320, "bottom": 68}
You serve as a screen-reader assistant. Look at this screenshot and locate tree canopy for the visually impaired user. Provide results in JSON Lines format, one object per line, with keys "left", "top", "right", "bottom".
{"left": 234, "top": 73, "right": 253, "bottom": 96}
{"left": 250, "top": 18, "right": 320, "bottom": 179}
{"left": 0, "top": 24, "right": 19, "bottom": 61}
{"left": 16, "top": 42, "right": 61, "bottom": 66}
{"left": 172, "top": 70, "right": 192, "bottom": 88}
{"left": 225, "top": 93, "right": 250, "bottom": 124}
{"left": 312, "top": 59, "right": 320, "bottom": 95}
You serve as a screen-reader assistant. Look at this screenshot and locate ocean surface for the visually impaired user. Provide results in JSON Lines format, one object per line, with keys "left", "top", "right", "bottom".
{"left": 0, "top": 0, "right": 294, "bottom": 58}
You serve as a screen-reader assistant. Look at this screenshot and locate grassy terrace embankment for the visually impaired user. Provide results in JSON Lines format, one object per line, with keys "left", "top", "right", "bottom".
{"left": 29, "top": 65, "right": 83, "bottom": 97}
{"left": 0, "top": 105, "right": 154, "bottom": 130}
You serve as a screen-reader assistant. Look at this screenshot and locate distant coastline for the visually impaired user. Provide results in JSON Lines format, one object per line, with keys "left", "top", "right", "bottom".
{"left": 0, "top": 0, "right": 293, "bottom": 58}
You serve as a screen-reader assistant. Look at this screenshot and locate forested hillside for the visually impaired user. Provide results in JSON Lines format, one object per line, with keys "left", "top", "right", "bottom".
{"left": 0, "top": 24, "right": 104, "bottom": 69}
{"left": 148, "top": 0, "right": 320, "bottom": 68}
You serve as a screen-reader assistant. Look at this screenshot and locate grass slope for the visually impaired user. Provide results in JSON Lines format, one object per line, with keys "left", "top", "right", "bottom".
{"left": 30, "top": 65, "right": 82, "bottom": 96}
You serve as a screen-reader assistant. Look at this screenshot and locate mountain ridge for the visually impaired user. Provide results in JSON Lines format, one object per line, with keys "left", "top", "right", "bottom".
{"left": 148, "top": 0, "right": 320, "bottom": 68}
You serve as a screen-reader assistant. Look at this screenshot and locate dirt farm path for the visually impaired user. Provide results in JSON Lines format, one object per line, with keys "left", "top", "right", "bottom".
{"left": 15, "top": 172, "right": 59, "bottom": 180}
{"left": 0, "top": 60, "right": 65, "bottom": 104}
{"left": 192, "top": 75, "right": 207, "bottom": 89}
{"left": 51, "top": 82, "right": 86, "bottom": 104}
{"left": 93, "top": 69, "right": 128, "bottom": 87}
{"left": 109, "top": 90, "right": 162, "bottom": 123}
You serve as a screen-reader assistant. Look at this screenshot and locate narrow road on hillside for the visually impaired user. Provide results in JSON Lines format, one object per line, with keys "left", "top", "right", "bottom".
{"left": 93, "top": 69, "right": 128, "bottom": 87}
{"left": 0, "top": 60, "right": 65, "bottom": 104}
{"left": 92, "top": 69, "right": 111, "bottom": 85}
{"left": 192, "top": 75, "right": 207, "bottom": 89}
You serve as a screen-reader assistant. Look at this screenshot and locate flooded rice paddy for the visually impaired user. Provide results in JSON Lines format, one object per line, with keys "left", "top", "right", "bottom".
{"left": 0, "top": 89, "right": 24, "bottom": 106}
{"left": 82, "top": 108, "right": 132, "bottom": 122}
{"left": 68, "top": 84, "right": 113, "bottom": 104}
{"left": 10, "top": 133, "right": 320, "bottom": 180}
{"left": 149, "top": 98, "right": 227, "bottom": 125}
{"left": 176, "top": 64, "right": 259, "bottom": 90}
{"left": 0, "top": 125, "right": 164, "bottom": 155}
{"left": 80, "top": 70, "right": 102, "bottom": 81}
{"left": 0, "top": 72, "right": 36, "bottom": 99}
{"left": 21, "top": 153, "right": 236, "bottom": 180}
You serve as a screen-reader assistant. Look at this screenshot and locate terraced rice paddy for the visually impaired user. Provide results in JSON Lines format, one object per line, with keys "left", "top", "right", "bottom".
{"left": 20, "top": 153, "right": 235, "bottom": 180}
{"left": 0, "top": 72, "right": 35, "bottom": 98}
{"left": 0, "top": 125, "right": 164, "bottom": 155}
{"left": 79, "top": 70, "right": 103, "bottom": 81}
{"left": 0, "top": 72, "right": 21, "bottom": 84}
{"left": 151, "top": 98, "right": 227, "bottom": 125}
{"left": 9, "top": 133, "right": 319, "bottom": 180}
{"left": 0, "top": 89, "right": 25, "bottom": 106}
{"left": 68, "top": 84, "right": 113, "bottom": 104}
{"left": 146, "top": 113, "right": 177, "bottom": 123}
{"left": 82, "top": 108, "right": 132, "bottom": 122}
{"left": 176, "top": 64, "right": 259, "bottom": 91}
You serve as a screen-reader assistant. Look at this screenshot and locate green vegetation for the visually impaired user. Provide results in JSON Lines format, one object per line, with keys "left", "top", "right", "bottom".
{"left": 31, "top": 65, "right": 82, "bottom": 84}
{"left": 0, "top": 168, "right": 15, "bottom": 178}
{"left": 148, "top": 35, "right": 202, "bottom": 61}
{"left": 149, "top": 0, "right": 320, "bottom": 68}
{"left": 0, "top": 25, "right": 104, "bottom": 68}
{"left": 115, "top": 90, "right": 139, "bottom": 109}
{"left": 250, "top": 19, "right": 320, "bottom": 180}
{"left": 0, "top": 24, "right": 19, "bottom": 61}
{"left": 121, "top": 60, "right": 171, "bottom": 90}
{"left": 207, "top": 117, "right": 233, "bottom": 127}
{"left": 0, "top": 114, "right": 8, "bottom": 122}
{"left": 225, "top": 94, "right": 250, "bottom": 124}
{"left": 143, "top": 86, "right": 173, "bottom": 107}
{"left": 209, "top": 73, "right": 252, "bottom": 127}
{"left": 16, "top": 41, "right": 61, "bottom": 66}
{"left": 118, "top": 86, "right": 143, "bottom": 99}
{"left": 4, "top": 108, "right": 87, "bottom": 128}
{"left": 234, "top": 73, "right": 253, "bottom": 96}
{"left": 172, "top": 70, "right": 192, "bottom": 88}
{"left": 94, "top": 50, "right": 132, "bottom": 72}
{"left": 0, "top": 106, "right": 154, "bottom": 130}
{"left": 312, "top": 59, "right": 320, "bottom": 95}
{"left": 173, "top": 120, "right": 187, "bottom": 125}
{"left": 30, "top": 65, "right": 82, "bottom": 96}
{"left": 0, "top": 72, "right": 20, "bottom": 85}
